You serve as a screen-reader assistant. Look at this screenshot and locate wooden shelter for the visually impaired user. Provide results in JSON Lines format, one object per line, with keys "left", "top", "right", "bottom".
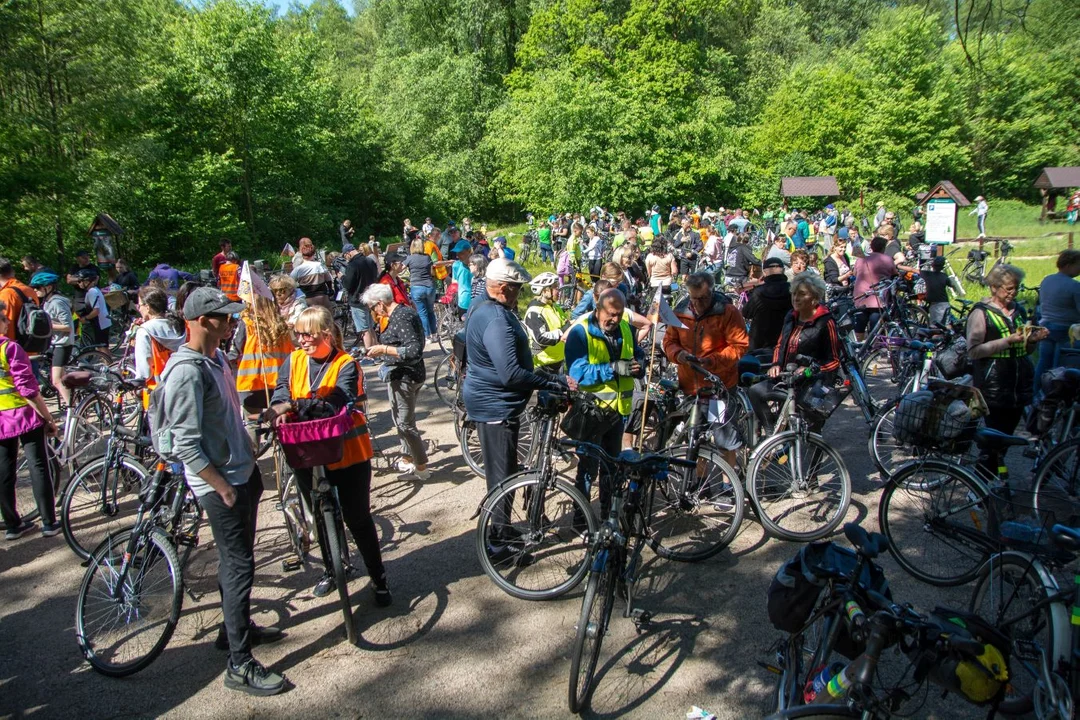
{"left": 87, "top": 212, "right": 123, "bottom": 269}
{"left": 779, "top": 176, "right": 840, "bottom": 208}
{"left": 1034, "top": 167, "right": 1080, "bottom": 221}
{"left": 918, "top": 180, "right": 970, "bottom": 207}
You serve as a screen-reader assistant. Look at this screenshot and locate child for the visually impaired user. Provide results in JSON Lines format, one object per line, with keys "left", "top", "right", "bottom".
{"left": 921, "top": 255, "right": 962, "bottom": 325}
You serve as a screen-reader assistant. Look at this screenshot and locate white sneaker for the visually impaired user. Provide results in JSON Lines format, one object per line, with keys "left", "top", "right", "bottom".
{"left": 395, "top": 459, "right": 416, "bottom": 474}
{"left": 403, "top": 468, "right": 431, "bottom": 481}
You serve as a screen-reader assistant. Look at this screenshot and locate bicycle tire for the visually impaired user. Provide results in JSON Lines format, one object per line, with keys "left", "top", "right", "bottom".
{"left": 322, "top": 500, "right": 356, "bottom": 644}
{"left": 432, "top": 354, "right": 461, "bottom": 409}
{"left": 969, "top": 551, "right": 1070, "bottom": 715}
{"left": 568, "top": 560, "right": 616, "bottom": 713}
{"left": 961, "top": 260, "right": 984, "bottom": 286}
{"left": 71, "top": 393, "right": 115, "bottom": 465}
{"left": 775, "top": 609, "right": 838, "bottom": 711}
{"left": 648, "top": 444, "right": 745, "bottom": 561}
{"left": 458, "top": 416, "right": 535, "bottom": 478}
{"left": 435, "top": 311, "right": 459, "bottom": 356}
{"left": 1031, "top": 437, "right": 1080, "bottom": 528}
{"left": 73, "top": 347, "right": 112, "bottom": 370}
{"left": 859, "top": 345, "right": 904, "bottom": 404}
{"left": 475, "top": 471, "right": 595, "bottom": 601}
{"left": 867, "top": 399, "right": 916, "bottom": 480}
{"left": 278, "top": 457, "right": 310, "bottom": 565}
{"left": 746, "top": 431, "right": 851, "bottom": 541}
{"left": 878, "top": 459, "right": 991, "bottom": 586}
{"left": 763, "top": 706, "right": 861, "bottom": 720}
{"left": 61, "top": 456, "right": 149, "bottom": 561}
{"left": 76, "top": 527, "right": 183, "bottom": 677}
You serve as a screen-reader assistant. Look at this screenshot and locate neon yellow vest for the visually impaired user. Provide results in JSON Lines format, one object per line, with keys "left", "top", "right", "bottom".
{"left": 575, "top": 315, "right": 634, "bottom": 415}
{"left": 983, "top": 306, "right": 1026, "bottom": 359}
{"left": 0, "top": 341, "right": 29, "bottom": 411}
{"left": 533, "top": 302, "right": 569, "bottom": 367}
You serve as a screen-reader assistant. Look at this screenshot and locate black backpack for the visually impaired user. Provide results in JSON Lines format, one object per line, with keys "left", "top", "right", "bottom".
{"left": 10, "top": 286, "right": 52, "bottom": 354}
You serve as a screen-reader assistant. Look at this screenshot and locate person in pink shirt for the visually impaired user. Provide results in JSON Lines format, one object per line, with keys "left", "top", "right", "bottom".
{"left": 0, "top": 302, "right": 60, "bottom": 539}
{"left": 852, "top": 235, "right": 897, "bottom": 340}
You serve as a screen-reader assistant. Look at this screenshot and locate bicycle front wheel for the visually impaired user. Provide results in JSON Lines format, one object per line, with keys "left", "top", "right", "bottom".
{"left": 476, "top": 471, "right": 595, "bottom": 600}
{"left": 1031, "top": 437, "right": 1080, "bottom": 528}
{"left": 568, "top": 559, "right": 616, "bottom": 713}
{"left": 867, "top": 399, "right": 918, "bottom": 480}
{"left": 969, "top": 552, "right": 1069, "bottom": 715}
{"left": 747, "top": 432, "right": 851, "bottom": 541}
{"left": 878, "top": 460, "right": 991, "bottom": 586}
{"left": 648, "top": 444, "right": 745, "bottom": 561}
{"left": 62, "top": 456, "right": 149, "bottom": 561}
{"left": 432, "top": 354, "right": 461, "bottom": 409}
{"left": 76, "top": 528, "right": 183, "bottom": 677}
{"left": 322, "top": 501, "right": 356, "bottom": 644}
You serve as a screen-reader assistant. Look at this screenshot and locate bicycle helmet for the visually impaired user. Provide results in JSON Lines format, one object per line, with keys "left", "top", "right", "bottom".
{"left": 530, "top": 272, "right": 559, "bottom": 294}
{"left": 29, "top": 271, "right": 60, "bottom": 288}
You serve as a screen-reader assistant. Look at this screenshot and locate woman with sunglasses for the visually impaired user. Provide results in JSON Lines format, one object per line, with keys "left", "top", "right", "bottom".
{"left": 264, "top": 306, "right": 390, "bottom": 604}
{"left": 268, "top": 274, "right": 307, "bottom": 334}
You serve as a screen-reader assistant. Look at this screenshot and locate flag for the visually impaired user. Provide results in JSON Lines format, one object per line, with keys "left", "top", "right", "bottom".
{"left": 281, "top": 243, "right": 295, "bottom": 257}
{"left": 647, "top": 286, "right": 686, "bottom": 329}
{"left": 238, "top": 261, "right": 273, "bottom": 305}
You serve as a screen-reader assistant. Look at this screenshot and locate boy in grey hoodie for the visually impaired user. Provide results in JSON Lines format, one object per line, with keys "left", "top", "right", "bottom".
{"left": 160, "top": 287, "right": 286, "bottom": 696}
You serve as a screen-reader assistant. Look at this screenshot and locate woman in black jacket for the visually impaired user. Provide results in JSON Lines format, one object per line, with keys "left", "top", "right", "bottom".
{"left": 725, "top": 232, "right": 761, "bottom": 287}
{"left": 822, "top": 239, "right": 852, "bottom": 294}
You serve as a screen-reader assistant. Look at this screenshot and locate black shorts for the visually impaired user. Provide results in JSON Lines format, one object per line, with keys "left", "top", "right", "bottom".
{"left": 51, "top": 344, "right": 73, "bottom": 368}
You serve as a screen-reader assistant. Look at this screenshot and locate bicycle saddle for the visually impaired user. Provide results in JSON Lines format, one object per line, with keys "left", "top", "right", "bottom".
{"left": 1051, "top": 524, "right": 1080, "bottom": 553}
{"left": 843, "top": 523, "right": 887, "bottom": 560}
{"left": 973, "top": 427, "right": 1029, "bottom": 448}
{"left": 62, "top": 371, "right": 93, "bottom": 389}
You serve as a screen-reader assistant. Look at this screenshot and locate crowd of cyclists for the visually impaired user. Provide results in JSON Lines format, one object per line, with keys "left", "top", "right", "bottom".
{"left": 3, "top": 198, "right": 1080, "bottom": 710}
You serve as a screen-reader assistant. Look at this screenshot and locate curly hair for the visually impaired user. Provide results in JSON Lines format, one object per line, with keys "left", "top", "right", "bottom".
{"left": 241, "top": 295, "right": 292, "bottom": 346}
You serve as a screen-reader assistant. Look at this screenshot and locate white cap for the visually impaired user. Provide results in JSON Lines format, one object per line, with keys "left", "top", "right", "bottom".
{"left": 486, "top": 258, "right": 532, "bottom": 285}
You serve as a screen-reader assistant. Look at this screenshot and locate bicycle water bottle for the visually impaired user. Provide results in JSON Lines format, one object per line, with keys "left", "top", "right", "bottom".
{"left": 999, "top": 520, "right": 1048, "bottom": 547}
{"left": 804, "top": 662, "right": 845, "bottom": 703}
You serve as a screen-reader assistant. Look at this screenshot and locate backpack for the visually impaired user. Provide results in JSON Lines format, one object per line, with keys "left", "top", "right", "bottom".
{"left": 10, "top": 286, "right": 52, "bottom": 354}
{"left": 147, "top": 357, "right": 208, "bottom": 462}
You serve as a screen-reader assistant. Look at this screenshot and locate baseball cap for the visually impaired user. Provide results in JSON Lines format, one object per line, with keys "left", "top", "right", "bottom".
{"left": 183, "top": 286, "right": 244, "bottom": 320}
{"left": 486, "top": 258, "right": 531, "bottom": 285}
{"left": 763, "top": 256, "right": 786, "bottom": 269}
{"left": 452, "top": 240, "right": 472, "bottom": 254}
{"left": 342, "top": 243, "right": 356, "bottom": 253}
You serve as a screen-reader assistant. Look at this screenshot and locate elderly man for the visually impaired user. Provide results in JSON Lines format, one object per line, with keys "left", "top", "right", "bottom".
{"left": 565, "top": 288, "right": 644, "bottom": 517}
{"left": 464, "top": 259, "right": 574, "bottom": 561}
{"left": 663, "top": 272, "right": 749, "bottom": 465}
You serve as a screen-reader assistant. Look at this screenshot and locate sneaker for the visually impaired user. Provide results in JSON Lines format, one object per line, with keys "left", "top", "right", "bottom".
{"left": 395, "top": 459, "right": 416, "bottom": 474}
{"left": 5, "top": 521, "right": 34, "bottom": 541}
{"left": 312, "top": 566, "right": 361, "bottom": 598}
{"left": 373, "top": 576, "right": 393, "bottom": 607}
{"left": 40, "top": 522, "right": 62, "bottom": 537}
{"left": 224, "top": 658, "right": 285, "bottom": 696}
{"left": 215, "top": 620, "right": 284, "bottom": 650}
{"left": 401, "top": 468, "right": 431, "bottom": 482}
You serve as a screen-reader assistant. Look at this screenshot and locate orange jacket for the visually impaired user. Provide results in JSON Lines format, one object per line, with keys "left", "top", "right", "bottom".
{"left": 218, "top": 262, "right": 241, "bottom": 301}
{"left": 662, "top": 291, "right": 749, "bottom": 394}
{"left": 0, "top": 278, "right": 38, "bottom": 330}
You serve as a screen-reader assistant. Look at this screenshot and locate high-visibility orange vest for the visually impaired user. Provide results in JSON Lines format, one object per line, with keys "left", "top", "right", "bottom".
{"left": 141, "top": 336, "right": 174, "bottom": 410}
{"left": 235, "top": 318, "right": 294, "bottom": 393}
{"left": 287, "top": 349, "right": 372, "bottom": 470}
{"left": 219, "top": 262, "right": 241, "bottom": 301}
{"left": 424, "top": 241, "right": 448, "bottom": 281}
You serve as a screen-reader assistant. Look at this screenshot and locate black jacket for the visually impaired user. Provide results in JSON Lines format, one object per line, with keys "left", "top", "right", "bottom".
{"left": 743, "top": 275, "right": 792, "bottom": 352}
{"left": 823, "top": 255, "right": 852, "bottom": 290}
{"left": 774, "top": 305, "right": 842, "bottom": 373}
{"left": 342, "top": 254, "right": 378, "bottom": 307}
{"left": 970, "top": 302, "right": 1034, "bottom": 408}
{"left": 726, "top": 243, "right": 760, "bottom": 280}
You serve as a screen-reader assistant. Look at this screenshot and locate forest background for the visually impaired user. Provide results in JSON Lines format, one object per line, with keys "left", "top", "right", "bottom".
{"left": 0, "top": 0, "right": 1077, "bottom": 268}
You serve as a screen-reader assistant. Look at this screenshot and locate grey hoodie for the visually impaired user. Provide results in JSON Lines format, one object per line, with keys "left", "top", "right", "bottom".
{"left": 134, "top": 317, "right": 187, "bottom": 381}
{"left": 160, "top": 345, "right": 255, "bottom": 498}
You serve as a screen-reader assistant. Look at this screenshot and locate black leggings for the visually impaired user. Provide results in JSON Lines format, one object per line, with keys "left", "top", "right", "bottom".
{"left": 980, "top": 407, "right": 1026, "bottom": 480}
{"left": 0, "top": 424, "right": 56, "bottom": 529}
{"left": 294, "top": 460, "right": 385, "bottom": 581}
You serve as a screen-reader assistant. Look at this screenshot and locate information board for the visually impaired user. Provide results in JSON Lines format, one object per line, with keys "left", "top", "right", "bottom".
{"left": 924, "top": 198, "right": 956, "bottom": 244}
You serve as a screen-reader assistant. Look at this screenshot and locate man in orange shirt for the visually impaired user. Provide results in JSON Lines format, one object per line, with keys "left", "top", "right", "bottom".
{"left": 0, "top": 257, "right": 39, "bottom": 332}
{"left": 662, "top": 270, "right": 748, "bottom": 465}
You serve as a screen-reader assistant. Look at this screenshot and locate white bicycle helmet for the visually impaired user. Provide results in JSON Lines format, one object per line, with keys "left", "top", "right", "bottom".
{"left": 530, "top": 272, "right": 560, "bottom": 294}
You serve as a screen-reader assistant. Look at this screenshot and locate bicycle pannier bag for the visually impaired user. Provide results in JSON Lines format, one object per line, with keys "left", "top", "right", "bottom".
{"left": 934, "top": 336, "right": 970, "bottom": 380}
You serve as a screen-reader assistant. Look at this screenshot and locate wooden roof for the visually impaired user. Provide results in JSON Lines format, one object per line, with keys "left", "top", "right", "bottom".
{"left": 780, "top": 176, "right": 840, "bottom": 197}
{"left": 87, "top": 212, "right": 124, "bottom": 237}
{"left": 1034, "top": 167, "right": 1080, "bottom": 190}
{"left": 920, "top": 180, "right": 970, "bottom": 207}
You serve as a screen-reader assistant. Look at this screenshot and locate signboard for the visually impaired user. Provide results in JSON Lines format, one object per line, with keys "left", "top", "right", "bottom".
{"left": 924, "top": 198, "right": 956, "bottom": 244}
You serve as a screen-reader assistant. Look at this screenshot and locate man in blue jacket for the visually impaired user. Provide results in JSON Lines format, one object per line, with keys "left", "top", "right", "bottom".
{"left": 464, "top": 258, "right": 575, "bottom": 561}
{"left": 564, "top": 288, "right": 644, "bottom": 518}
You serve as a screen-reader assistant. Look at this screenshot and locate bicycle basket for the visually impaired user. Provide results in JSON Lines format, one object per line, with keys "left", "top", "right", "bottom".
{"left": 767, "top": 541, "right": 892, "bottom": 658}
{"left": 892, "top": 388, "right": 980, "bottom": 454}
{"left": 275, "top": 408, "right": 352, "bottom": 469}
{"left": 967, "top": 249, "right": 988, "bottom": 262}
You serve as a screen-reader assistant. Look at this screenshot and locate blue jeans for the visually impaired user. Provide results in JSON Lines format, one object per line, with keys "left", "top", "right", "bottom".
{"left": 350, "top": 305, "right": 372, "bottom": 335}
{"left": 977, "top": 214, "right": 986, "bottom": 236}
{"left": 411, "top": 285, "right": 436, "bottom": 336}
{"left": 540, "top": 246, "right": 553, "bottom": 263}
{"left": 1034, "top": 323, "right": 1073, "bottom": 400}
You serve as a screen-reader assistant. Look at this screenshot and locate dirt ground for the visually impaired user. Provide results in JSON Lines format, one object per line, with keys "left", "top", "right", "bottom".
{"left": 0, "top": 345, "right": 995, "bottom": 720}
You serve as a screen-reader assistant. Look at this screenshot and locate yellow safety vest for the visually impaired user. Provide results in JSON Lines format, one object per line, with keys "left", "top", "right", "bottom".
{"left": 574, "top": 315, "right": 634, "bottom": 416}
{"left": 982, "top": 305, "right": 1027, "bottom": 360}
{"left": 0, "top": 341, "right": 28, "bottom": 412}
{"left": 533, "top": 302, "right": 568, "bottom": 367}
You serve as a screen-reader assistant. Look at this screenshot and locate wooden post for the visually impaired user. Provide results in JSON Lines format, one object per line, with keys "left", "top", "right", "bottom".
{"left": 1070, "top": 232, "right": 1074, "bottom": 250}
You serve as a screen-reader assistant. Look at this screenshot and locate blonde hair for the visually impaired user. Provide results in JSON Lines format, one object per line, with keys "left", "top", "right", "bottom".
{"left": 294, "top": 306, "right": 342, "bottom": 352}
{"left": 410, "top": 238, "right": 425, "bottom": 254}
{"left": 241, "top": 295, "right": 292, "bottom": 347}
{"left": 268, "top": 274, "right": 297, "bottom": 295}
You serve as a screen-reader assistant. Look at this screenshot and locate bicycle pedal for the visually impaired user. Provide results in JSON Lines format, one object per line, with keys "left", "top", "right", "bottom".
{"left": 757, "top": 661, "right": 782, "bottom": 675}
{"left": 176, "top": 532, "right": 199, "bottom": 547}
{"left": 631, "top": 609, "right": 652, "bottom": 631}
{"left": 282, "top": 558, "right": 303, "bottom": 572}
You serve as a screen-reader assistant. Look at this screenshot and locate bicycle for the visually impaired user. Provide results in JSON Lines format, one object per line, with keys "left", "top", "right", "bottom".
{"left": 744, "top": 358, "right": 853, "bottom": 541}
{"left": 75, "top": 459, "right": 204, "bottom": 676}
{"left": 564, "top": 438, "right": 696, "bottom": 713}
{"left": 518, "top": 229, "right": 536, "bottom": 265}
{"left": 962, "top": 240, "right": 1014, "bottom": 287}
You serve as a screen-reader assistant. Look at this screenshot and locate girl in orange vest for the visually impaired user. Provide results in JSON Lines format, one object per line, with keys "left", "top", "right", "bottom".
{"left": 264, "top": 306, "right": 390, "bottom": 605}
{"left": 133, "top": 287, "right": 186, "bottom": 408}
{"left": 230, "top": 296, "right": 295, "bottom": 414}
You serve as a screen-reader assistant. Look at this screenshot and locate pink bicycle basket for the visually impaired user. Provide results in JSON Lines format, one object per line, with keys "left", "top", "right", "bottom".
{"left": 275, "top": 408, "right": 352, "bottom": 469}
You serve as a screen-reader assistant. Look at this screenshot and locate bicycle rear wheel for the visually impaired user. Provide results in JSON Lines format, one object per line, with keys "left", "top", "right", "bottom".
{"left": 1031, "top": 437, "right": 1080, "bottom": 527}
{"left": 878, "top": 460, "right": 990, "bottom": 586}
{"left": 969, "top": 552, "right": 1068, "bottom": 715}
{"left": 321, "top": 500, "right": 356, "bottom": 644}
{"left": 61, "top": 456, "right": 148, "bottom": 561}
{"left": 867, "top": 399, "right": 918, "bottom": 480}
{"left": 568, "top": 559, "right": 616, "bottom": 713}
{"left": 649, "top": 445, "right": 744, "bottom": 561}
{"left": 432, "top": 354, "right": 461, "bottom": 409}
{"left": 859, "top": 345, "right": 904, "bottom": 404}
{"left": 476, "top": 471, "right": 595, "bottom": 601}
{"left": 458, "top": 416, "right": 535, "bottom": 478}
{"left": 76, "top": 528, "right": 182, "bottom": 677}
{"left": 747, "top": 431, "right": 851, "bottom": 541}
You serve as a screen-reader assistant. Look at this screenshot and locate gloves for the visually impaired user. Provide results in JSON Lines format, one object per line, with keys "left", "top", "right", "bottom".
{"left": 540, "top": 329, "right": 563, "bottom": 344}
{"left": 612, "top": 360, "right": 635, "bottom": 376}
